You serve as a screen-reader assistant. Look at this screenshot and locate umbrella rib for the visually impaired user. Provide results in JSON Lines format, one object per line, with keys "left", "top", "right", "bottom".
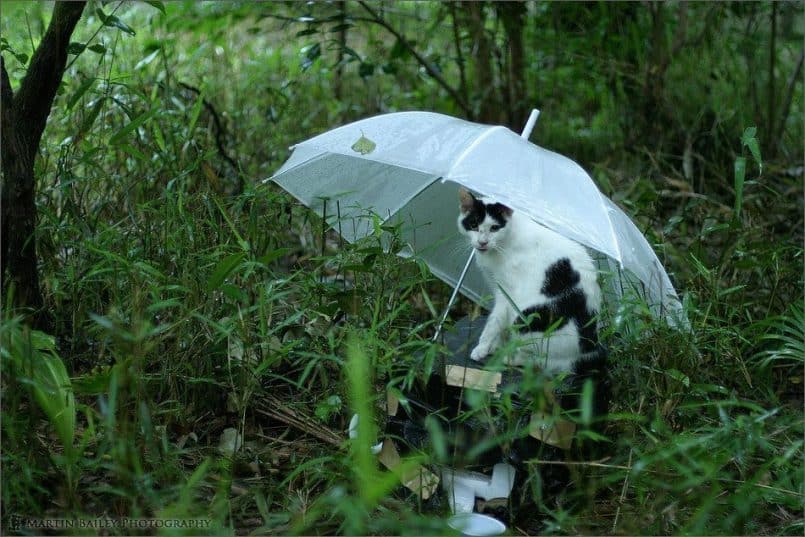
{"left": 444, "top": 126, "right": 508, "bottom": 181}
{"left": 601, "top": 193, "right": 625, "bottom": 268}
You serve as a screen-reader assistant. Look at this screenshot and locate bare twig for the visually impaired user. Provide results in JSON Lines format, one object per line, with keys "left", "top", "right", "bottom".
{"left": 256, "top": 394, "right": 343, "bottom": 447}
{"left": 178, "top": 81, "right": 240, "bottom": 176}
{"left": 357, "top": 0, "right": 470, "bottom": 116}
{"left": 613, "top": 395, "right": 643, "bottom": 532}
{"left": 528, "top": 458, "right": 631, "bottom": 471}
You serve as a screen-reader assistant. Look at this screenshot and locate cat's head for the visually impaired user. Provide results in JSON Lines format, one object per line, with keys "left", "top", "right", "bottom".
{"left": 457, "top": 187, "right": 513, "bottom": 254}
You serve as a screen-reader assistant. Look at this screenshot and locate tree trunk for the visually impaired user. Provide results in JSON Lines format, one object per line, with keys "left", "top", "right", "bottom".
{"left": 497, "top": 1, "right": 527, "bottom": 132}
{"left": 1, "top": 1, "right": 86, "bottom": 331}
{"left": 333, "top": 0, "right": 347, "bottom": 101}
{"left": 765, "top": 2, "right": 778, "bottom": 158}
{"left": 465, "top": 1, "right": 497, "bottom": 123}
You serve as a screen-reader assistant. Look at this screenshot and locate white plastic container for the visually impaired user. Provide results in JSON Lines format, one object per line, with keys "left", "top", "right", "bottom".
{"left": 447, "top": 513, "right": 506, "bottom": 537}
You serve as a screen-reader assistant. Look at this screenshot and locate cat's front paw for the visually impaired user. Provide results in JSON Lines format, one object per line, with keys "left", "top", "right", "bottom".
{"left": 470, "top": 343, "right": 491, "bottom": 361}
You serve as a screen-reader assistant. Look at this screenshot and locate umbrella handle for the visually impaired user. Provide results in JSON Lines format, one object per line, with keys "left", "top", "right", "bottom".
{"left": 432, "top": 248, "right": 476, "bottom": 342}
{"left": 431, "top": 109, "right": 540, "bottom": 342}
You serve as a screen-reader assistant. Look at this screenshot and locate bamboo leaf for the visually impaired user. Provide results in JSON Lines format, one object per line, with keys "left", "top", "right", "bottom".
{"left": 7, "top": 330, "right": 76, "bottom": 455}
{"left": 67, "top": 78, "right": 95, "bottom": 110}
{"left": 187, "top": 92, "right": 205, "bottom": 138}
{"left": 109, "top": 110, "right": 153, "bottom": 145}
{"left": 119, "top": 143, "right": 148, "bottom": 161}
{"left": 78, "top": 97, "right": 106, "bottom": 139}
{"left": 103, "top": 14, "right": 136, "bottom": 36}
{"left": 733, "top": 156, "right": 746, "bottom": 221}
{"left": 142, "top": 0, "right": 166, "bottom": 14}
{"left": 207, "top": 253, "right": 246, "bottom": 291}
{"left": 67, "top": 42, "right": 86, "bottom": 55}
{"left": 741, "top": 126, "right": 763, "bottom": 174}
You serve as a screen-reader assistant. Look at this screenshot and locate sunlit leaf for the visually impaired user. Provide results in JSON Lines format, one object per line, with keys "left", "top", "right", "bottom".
{"left": 300, "top": 43, "right": 321, "bottom": 70}
{"left": 351, "top": 132, "right": 376, "bottom": 155}
{"left": 5, "top": 329, "right": 76, "bottom": 455}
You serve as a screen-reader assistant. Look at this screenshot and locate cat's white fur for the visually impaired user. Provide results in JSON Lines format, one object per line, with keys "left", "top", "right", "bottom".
{"left": 458, "top": 192, "right": 602, "bottom": 373}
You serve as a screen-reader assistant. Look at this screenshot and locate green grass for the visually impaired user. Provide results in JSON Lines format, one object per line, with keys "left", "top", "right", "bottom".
{"left": 2, "top": 2, "right": 803, "bottom": 535}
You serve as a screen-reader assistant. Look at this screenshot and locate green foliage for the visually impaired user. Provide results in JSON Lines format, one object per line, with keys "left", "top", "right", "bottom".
{"left": 734, "top": 126, "right": 763, "bottom": 222}
{"left": 2, "top": 321, "right": 76, "bottom": 456}
{"left": 1, "top": 1, "right": 802, "bottom": 535}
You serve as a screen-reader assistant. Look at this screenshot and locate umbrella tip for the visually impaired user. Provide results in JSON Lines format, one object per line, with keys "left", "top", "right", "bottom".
{"left": 520, "top": 109, "right": 540, "bottom": 140}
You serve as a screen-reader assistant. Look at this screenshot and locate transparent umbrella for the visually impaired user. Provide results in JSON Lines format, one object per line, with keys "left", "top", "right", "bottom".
{"left": 267, "top": 110, "right": 686, "bottom": 331}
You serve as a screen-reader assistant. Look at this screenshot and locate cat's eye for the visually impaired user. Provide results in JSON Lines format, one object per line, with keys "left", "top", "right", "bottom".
{"left": 490, "top": 224, "right": 501, "bottom": 231}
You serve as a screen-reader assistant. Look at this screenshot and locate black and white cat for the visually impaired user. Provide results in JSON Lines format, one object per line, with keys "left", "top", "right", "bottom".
{"left": 457, "top": 187, "right": 603, "bottom": 374}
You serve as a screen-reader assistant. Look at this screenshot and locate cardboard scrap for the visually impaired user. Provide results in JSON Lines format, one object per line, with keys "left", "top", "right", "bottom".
{"left": 445, "top": 363, "right": 502, "bottom": 393}
{"left": 528, "top": 412, "right": 576, "bottom": 450}
{"left": 377, "top": 439, "right": 439, "bottom": 500}
{"left": 386, "top": 391, "right": 399, "bottom": 417}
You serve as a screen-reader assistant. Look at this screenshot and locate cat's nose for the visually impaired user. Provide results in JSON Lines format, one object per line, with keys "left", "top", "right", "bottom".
{"left": 478, "top": 240, "right": 489, "bottom": 248}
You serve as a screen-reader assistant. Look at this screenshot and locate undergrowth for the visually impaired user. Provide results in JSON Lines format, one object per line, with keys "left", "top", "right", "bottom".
{"left": 2, "top": 2, "right": 803, "bottom": 536}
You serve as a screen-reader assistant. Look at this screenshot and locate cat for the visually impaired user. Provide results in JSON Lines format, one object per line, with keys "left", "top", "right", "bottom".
{"left": 457, "top": 187, "right": 604, "bottom": 374}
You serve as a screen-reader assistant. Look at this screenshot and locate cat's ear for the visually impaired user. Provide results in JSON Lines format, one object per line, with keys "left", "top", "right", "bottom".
{"left": 501, "top": 205, "right": 513, "bottom": 218}
{"left": 458, "top": 187, "right": 475, "bottom": 213}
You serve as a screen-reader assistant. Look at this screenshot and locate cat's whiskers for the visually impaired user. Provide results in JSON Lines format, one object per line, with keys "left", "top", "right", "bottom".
{"left": 490, "top": 243, "right": 507, "bottom": 256}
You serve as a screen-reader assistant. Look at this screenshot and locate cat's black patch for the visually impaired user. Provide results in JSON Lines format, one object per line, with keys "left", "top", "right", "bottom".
{"left": 460, "top": 196, "right": 487, "bottom": 230}
{"left": 485, "top": 203, "right": 510, "bottom": 228}
{"left": 519, "top": 288, "right": 588, "bottom": 334}
{"left": 541, "top": 258, "right": 581, "bottom": 297}
{"left": 519, "top": 258, "right": 599, "bottom": 354}
{"left": 519, "top": 302, "right": 570, "bottom": 333}
{"left": 461, "top": 199, "right": 509, "bottom": 231}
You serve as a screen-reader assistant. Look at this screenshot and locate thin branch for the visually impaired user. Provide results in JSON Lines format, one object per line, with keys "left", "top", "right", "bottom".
{"left": 613, "top": 395, "right": 643, "bottom": 532}
{"left": 64, "top": 1, "right": 124, "bottom": 72}
{"left": 670, "top": 1, "right": 688, "bottom": 57}
{"left": 178, "top": 82, "right": 239, "bottom": 173}
{"left": 526, "top": 458, "right": 631, "bottom": 471}
{"left": 357, "top": 0, "right": 470, "bottom": 116}
{"left": 772, "top": 47, "right": 804, "bottom": 155}
{"left": 449, "top": 2, "right": 468, "bottom": 106}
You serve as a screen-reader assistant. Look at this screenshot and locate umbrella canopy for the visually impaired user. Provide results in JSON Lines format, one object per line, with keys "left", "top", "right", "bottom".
{"left": 269, "top": 111, "right": 684, "bottom": 326}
